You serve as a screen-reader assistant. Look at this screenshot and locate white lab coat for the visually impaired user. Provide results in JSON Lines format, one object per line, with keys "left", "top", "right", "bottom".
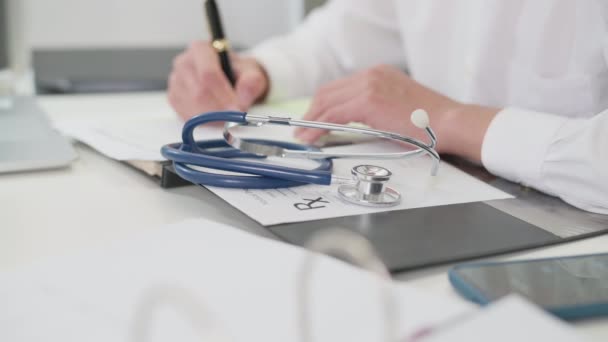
{"left": 250, "top": 0, "right": 608, "bottom": 214}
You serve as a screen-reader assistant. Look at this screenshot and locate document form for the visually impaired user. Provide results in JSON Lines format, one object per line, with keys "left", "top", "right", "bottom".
{"left": 206, "top": 140, "right": 513, "bottom": 226}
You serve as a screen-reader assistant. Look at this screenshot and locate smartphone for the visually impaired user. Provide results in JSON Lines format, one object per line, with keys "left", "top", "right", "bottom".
{"left": 448, "top": 252, "right": 608, "bottom": 320}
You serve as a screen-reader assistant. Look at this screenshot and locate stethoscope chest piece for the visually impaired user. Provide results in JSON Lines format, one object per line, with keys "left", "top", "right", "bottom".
{"left": 338, "top": 165, "right": 401, "bottom": 207}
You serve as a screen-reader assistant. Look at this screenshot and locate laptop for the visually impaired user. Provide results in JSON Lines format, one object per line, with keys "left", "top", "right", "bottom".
{"left": 0, "top": 97, "right": 76, "bottom": 173}
{"left": 0, "top": 0, "right": 75, "bottom": 173}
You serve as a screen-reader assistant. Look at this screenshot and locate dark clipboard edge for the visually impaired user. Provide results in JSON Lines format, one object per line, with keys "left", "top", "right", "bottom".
{"left": 121, "top": 159, "right": 193, "bottom": 188}
{"left": 195, "top": 184, "right": 608, "bottom": 274}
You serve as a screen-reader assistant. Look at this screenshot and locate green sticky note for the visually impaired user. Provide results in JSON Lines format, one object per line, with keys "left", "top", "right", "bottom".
{"left": 264, "top": 98, "right": 312, "bottom": 118}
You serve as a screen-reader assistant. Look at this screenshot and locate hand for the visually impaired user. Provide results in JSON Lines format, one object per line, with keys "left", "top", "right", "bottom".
{"left": 294, "top": 64, "right": 462, "bottom": 151}
{"left": 168, "top": 41, "right": 270, "bottom": 120}
{"left": 294, "top": 64, "right": 499, "bottom": 162}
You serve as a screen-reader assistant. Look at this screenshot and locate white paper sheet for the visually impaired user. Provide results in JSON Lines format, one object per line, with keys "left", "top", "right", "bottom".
{"left": 0, "top": 218, "right": 474, "bottom": 342}
{"left": 57, "top": 117, "right": 186, "bottom": 160}
{"left": 54, "top": 98, "right": 371, "bottom": 162}
{"left": 54, "top": 102, "right": 307, "bottom": 161}
{"left": 56, "top": 117, "right": 295, "bottom": 162}
{"left": 206, "top": 140, "right": 513, "bottom": 226}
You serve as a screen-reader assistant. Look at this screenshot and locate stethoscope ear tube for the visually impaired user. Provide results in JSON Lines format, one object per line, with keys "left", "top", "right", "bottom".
{"left": 181, "top": 111, "right": 248, "bottom": 153}
{"left": 162, "top": 110, "right": 334, "bottom": 188}
{"left": 171, "top": 159, "right": 310, "bottom": 189}
{"left": 161, "top": 140, "right": 333, "bottom": 188}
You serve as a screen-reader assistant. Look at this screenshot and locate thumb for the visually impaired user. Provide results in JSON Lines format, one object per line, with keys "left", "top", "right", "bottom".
{"left": 235, "top": 68, "right": 267, "bottom": 110}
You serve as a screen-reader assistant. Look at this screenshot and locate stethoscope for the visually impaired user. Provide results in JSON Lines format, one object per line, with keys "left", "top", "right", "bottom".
{"left": 161, "top": 109, "right": 440, "bottom": 207}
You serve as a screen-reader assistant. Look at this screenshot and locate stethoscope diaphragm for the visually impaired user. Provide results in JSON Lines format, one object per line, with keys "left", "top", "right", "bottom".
{"left": 337, "top": 165, "right": 402, "bottom": 207}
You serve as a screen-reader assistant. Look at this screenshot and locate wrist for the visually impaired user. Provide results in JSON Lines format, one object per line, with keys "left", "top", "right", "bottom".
{"left": 433, "top": 102, "right": 465, "bottom": 154}
{"left": 435, "top": 103, "right": 500, "bottom": 163}
{"left": 233, "top": 55, "right": 271, "bottom": 107}
{"left": 252, "top": 59, "right": 271, "bottom": 103}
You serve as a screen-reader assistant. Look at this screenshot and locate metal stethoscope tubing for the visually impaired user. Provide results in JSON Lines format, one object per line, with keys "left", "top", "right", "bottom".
{"left": 225, "top": 111, "right": 439, "bottom": 175}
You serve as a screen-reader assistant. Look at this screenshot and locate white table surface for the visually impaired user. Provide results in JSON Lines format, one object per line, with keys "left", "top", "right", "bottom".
{"left": 1, "top": 92, "right": 607, "bottom": 340}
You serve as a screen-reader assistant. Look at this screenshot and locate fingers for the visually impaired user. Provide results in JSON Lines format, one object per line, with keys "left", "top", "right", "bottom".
{"left": 168, "top": 41, "right": 273, "bottom": 120}
{"left": 188, "top": 41, "right": 238, "bottom": 109}
{"left": 168, "top": 56, "right": 203, "bottom": 121}
{"left": 169, "top": 52, "right": 225, "bottom": 119}
{"left": 170, "top": 53, "right": 200, "bottom": 98}
{"left": 234, "top": 64, "right": 267, "bottom": 109}
{"left": 295, "top": 76, "right": 367, "bottom": 143}
{"left": 295, "top": 98, "right": 365, "bottom": 143}
{"left": 302, "top": 75, "right": 361, "bottom": 122}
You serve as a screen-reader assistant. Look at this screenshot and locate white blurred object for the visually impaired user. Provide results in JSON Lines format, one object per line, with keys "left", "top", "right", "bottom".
{"left": 4, "top": 0, "right": 29, "bottom": 79}
{"left": 0, "top": 0, "right": 33, "bottom": 99}
{"left": 418, "top": 296, "right": 587, "bottom": 342}
{"left": 0, "top": 218, "right": 588, "bottom": 342}
{"left": 298, "top": 228, "right": 397, "bottom": 342}
{"left": 0, "top": 218, "right": 474, "bottom": 342}
{"left": 0, "top": 70, "right": 13, "bottom": 106}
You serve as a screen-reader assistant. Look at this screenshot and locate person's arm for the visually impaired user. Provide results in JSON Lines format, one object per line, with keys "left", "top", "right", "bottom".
{"left": 248, "top": 0, "right": 405, "bottom": 102}
{"left": 167, "top": 0, "right": 403, "bottom": 120}
{"left": 477, "top": 108, "right": 608, "bottom": 214}
{"left": 291, "top": 63, "right": 608, "bottom": 214}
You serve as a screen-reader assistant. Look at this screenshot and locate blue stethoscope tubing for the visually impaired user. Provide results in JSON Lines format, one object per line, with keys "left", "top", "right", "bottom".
{"left": 160, "top": 111, "right": 333, "bottom": 189}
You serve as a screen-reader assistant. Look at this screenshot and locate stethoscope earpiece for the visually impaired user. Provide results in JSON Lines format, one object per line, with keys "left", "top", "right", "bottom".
{"left": 410, "top": 108, "right": 430, "bottom": 129}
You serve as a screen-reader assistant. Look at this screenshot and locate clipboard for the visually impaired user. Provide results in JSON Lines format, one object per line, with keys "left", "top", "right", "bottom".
{"left": 199, "top": 158, "right": 608, "bottom": 273}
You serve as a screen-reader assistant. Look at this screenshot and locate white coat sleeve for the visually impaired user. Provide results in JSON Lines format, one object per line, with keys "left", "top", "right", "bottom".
{"left": 481, "top": 108, "right": 608, "bottom": 214}
{"left": 247, "top": 0, "right": 405, "bottom": 101}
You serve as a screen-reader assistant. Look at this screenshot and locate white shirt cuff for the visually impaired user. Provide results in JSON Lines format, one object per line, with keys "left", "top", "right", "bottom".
{"left": 481, "top": 107, "right": 568, "bottom": 193}
{"left": 246, "top": 45, "right": 296, "bottom": 103}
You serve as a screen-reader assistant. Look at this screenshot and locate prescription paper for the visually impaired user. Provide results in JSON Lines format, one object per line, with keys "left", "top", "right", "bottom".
{"left": 206, "top": 140, "right": 514, "bottom": 226}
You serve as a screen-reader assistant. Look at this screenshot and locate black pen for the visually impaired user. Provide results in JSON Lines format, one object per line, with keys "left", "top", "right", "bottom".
{"left": 205, "top": 0, "right": 236, "bottom": 86}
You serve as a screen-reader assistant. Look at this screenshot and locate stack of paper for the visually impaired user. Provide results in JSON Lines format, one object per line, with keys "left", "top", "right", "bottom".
{"left": 54, "top": 100, "right": 311, "bottom": 162}
{"left": 0, "top": 219, "right": 586, "bottom": 341}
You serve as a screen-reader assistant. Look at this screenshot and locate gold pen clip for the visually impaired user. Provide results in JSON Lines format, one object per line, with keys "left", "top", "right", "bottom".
{"left": 211, "top": 38, "right": 230, "bottom": 52}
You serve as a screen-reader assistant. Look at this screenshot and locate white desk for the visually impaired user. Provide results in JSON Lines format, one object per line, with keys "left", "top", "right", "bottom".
{"left": 1, "top": 93, "right": 607, "bottom": 340}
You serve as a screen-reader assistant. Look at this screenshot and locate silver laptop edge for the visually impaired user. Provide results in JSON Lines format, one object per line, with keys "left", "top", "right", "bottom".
{"left": 0, "top": 96, "right": 76, "bottom": 173}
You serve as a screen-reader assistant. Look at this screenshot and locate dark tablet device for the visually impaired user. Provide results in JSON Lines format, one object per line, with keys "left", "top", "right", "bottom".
{"left": 449, "top": 253, "right": 608, "bottom": 320}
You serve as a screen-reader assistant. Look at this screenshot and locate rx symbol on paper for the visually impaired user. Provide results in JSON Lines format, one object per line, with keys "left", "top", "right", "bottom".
{"left": 293, "top": 197, "right": 330, "bottom": 211}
